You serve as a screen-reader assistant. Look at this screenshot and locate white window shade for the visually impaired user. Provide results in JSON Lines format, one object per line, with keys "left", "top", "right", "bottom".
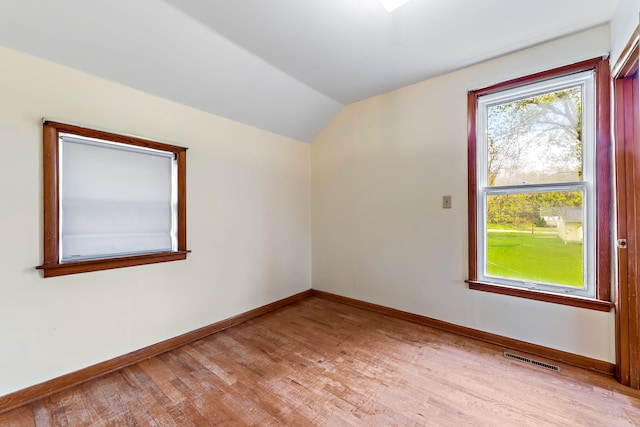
{"left": 59, "top": 134, "right": 177, "bottom": 262}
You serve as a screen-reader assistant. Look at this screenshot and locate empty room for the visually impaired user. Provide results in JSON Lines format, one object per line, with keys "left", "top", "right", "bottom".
{"left": 1, "top": 0, "right": 639, "bottom": 425}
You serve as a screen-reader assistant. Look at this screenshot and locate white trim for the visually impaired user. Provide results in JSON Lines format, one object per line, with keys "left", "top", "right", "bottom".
{"left": 475, "top": 69, "right": 596, "bottom": 298}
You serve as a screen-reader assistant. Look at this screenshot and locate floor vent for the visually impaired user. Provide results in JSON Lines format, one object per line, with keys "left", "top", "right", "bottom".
{"left": 504, "top": 352, "right": 561, "bottom": 373}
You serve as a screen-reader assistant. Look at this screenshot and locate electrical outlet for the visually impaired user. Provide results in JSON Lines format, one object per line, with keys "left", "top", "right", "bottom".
{"left": 443, "top": 195, "right": 452, "bottom": 209}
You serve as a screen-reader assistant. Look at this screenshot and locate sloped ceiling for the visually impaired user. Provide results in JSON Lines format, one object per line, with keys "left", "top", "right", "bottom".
{"left": 0, "top": 0, "right": 621, "bottom": 142}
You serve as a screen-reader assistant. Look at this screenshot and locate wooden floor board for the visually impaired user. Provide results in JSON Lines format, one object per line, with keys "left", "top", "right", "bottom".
{"left": 1, "top": 297, "right": 639, "bottom": 426}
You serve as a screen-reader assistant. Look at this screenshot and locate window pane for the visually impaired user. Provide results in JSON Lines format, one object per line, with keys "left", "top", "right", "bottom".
{"left": 61, "top": 136, "right": 175, "bottom": 261}
{"left": 487, "top": 86, "right": 582, "bottom": 186}
{"left": 486, "top": 190, "right": 584, "bottom": 287}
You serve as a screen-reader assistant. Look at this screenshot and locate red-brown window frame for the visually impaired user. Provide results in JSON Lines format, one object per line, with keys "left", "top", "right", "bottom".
{"left": 36, "top": 121, "right": 189, "bottom": 278}
{"left": 466, "top": 57, "right": 613, "bottom": 312}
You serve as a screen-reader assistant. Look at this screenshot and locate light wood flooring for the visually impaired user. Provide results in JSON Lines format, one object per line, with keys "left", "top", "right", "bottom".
{"left": 1, "top": 297, "right": 639, "bottom": 426}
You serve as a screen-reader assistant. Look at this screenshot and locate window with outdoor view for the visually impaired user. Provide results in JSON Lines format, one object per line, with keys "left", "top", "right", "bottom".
{"left": 467, "top": 57, "right": 612, "bottom": 311}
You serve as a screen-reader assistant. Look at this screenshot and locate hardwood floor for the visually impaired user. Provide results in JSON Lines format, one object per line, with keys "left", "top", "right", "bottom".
{"left": 1, "top": 296, "right": 639, "bottom": 426}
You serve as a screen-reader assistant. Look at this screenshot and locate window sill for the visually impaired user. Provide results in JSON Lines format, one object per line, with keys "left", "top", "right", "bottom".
{"left": 36, "top": 250, "right": 190, "bottom": 278}
{"left": 466, "top": 280, "right": 613, "bottom": 312}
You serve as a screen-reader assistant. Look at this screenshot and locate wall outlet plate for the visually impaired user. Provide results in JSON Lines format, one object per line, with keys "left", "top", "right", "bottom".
{"left": 443, "top": 195, "right": 452, "bottom": 209}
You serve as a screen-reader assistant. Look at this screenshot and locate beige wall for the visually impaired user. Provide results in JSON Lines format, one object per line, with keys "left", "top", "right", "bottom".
{"left": 312, "top": 26, "right": 615, "bottom": 362}
{"left": 0, "top": 46, "right": 311, "bottom": 396}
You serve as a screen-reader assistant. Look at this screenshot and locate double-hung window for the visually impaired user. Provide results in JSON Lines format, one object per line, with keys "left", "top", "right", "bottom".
{"left": 467, "top": 57, "right": 612, "bottom": 311}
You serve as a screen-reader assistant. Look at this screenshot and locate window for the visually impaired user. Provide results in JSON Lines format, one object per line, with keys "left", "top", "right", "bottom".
{"left": 37, "top": 121, "right": 189, "bottom": 277}
{"left": 467, "top": 57, "right": 612, "bottom": 311}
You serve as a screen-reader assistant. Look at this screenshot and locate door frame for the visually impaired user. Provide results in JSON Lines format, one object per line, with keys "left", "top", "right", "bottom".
{"left": 614, "top": 25, "right": 639, "bottom": 389}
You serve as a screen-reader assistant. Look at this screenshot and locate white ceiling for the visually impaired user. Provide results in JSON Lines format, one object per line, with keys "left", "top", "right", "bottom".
{"left": 0, "top": 0, "right": 621, "bottom": 142}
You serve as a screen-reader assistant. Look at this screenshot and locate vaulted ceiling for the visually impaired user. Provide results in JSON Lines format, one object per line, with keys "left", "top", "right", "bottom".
{"left": 0, "top": 0, "right": 621, "bottom": 142}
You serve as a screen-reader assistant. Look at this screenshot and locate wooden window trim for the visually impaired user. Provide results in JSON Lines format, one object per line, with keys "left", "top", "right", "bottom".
{"left": 467, "top": 57, "right": 612, "bottom": 311}
{"left": 466, "top": 281, "right": 613, "bottom": 312}
{"left": 36, "top": 121, "right": 189, "bottom": 277}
